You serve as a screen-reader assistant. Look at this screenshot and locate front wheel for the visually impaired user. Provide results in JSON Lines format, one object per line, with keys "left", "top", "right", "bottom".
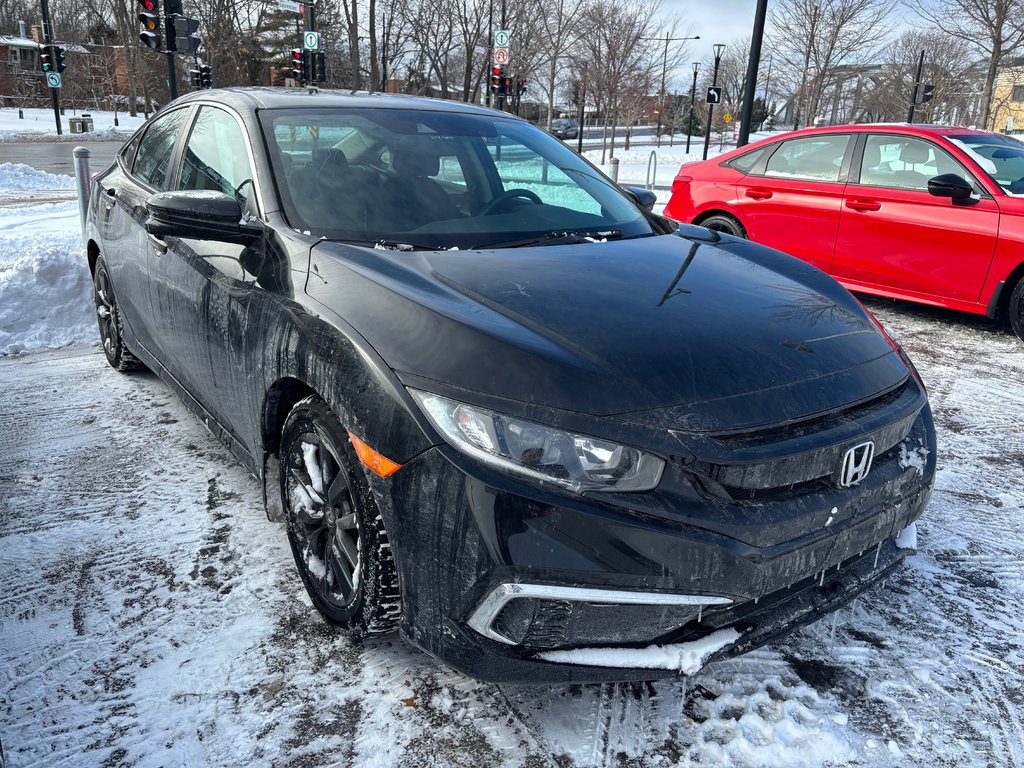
{"left": 280, "top": 395, "right": 401, "bottom": 635}
{"left": 698, "top": 214, "right": 747, "bottom": 238}
{"left": 1009, "top": 276, "right": 1024, "bottom": 342}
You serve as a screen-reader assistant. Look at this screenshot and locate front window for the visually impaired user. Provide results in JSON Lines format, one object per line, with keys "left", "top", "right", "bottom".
{"left": 859, "top": 135, "right": 972, "bottom": 192}
{"left": 946, "top": 133, "right": 1024, "bottom": 195}
{"left": 176, "top": 106, "right": 255, "bottom": 208}
{"left": 261, "top": 108, "right": 654, "bottom": 249}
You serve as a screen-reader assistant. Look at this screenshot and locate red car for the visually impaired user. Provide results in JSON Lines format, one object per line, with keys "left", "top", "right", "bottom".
{"left": 665, "top": 124, "right": 1024, "bottom": 340}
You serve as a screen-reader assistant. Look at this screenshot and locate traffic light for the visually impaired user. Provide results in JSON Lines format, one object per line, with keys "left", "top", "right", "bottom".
{"left": 138, "top": 0, "right": 162, "bottom": 50}
{"left": 189, "top": 68, "right": 201, "bottom": 87}
{"left": 314, "top": 51, "right": 326, "bottom": 82}
{"left": 291, "top": 49, "right": 304, "bottom": 82}
{"left": 490, "top": 66, "right": 502, "bottom": 94}
{"left": 922, "top": 84, "right": 935, "bottom": 103}
{"left": 53, "top": 46, "right": 66, "bottom": 73}
{"left": 172, "top": 17, "right": 200, "bottom": 54}
{"left": 199, "top": 64, "right": 212, "bottom": 88}
{"left": 502, "top": 75, "right": 512, "bottom": 97}
{"left": 163, "top": 0, "right": 183, "bottom": 15}
{"left": 517, "top": 79, "right": 526, "bottom": 97}
{"left": 39, "top": 46, "right": 53, "bottom": 72}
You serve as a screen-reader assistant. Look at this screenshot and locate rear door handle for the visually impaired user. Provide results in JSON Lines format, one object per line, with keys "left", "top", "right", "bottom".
{"left": 744, "top": 188, "right": 773, "bottom": 200}
{"left": 846, "top": 199, "right": 881, "bottom": 212}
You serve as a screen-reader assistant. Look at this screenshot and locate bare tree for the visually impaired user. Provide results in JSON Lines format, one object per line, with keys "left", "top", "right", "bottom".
{"left": 912, "top": 0, "right": 1024, "bottom": 127}
{"left": 578, "top": 0, "right": 661, "bottom": 157}
{"left": 769, "top": 0, "right": 892, "bottom": 127}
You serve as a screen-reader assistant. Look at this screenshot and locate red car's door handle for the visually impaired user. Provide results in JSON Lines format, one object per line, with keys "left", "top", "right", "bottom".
{"left": 744, "top": 188, "right": 773, "bottom": 200}
{"left": 846, "top": 199, "right": 881, "bottom": 212}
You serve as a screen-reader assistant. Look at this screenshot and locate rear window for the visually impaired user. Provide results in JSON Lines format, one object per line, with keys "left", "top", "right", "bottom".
{"left": 723, "top": 145, "right": 770, "bottom": 173}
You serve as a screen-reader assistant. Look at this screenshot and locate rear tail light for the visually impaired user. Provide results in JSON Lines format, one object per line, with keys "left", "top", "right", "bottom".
{"left": 671, "top": 174, "right": 693, "bottom": 195}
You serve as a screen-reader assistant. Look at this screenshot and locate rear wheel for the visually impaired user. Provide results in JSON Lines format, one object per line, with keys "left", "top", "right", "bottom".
{"left": 92, "top": 256, "right": 141, "bottom": 372}
{"left": 280, "top": 395, "right": 401, "bottom": 635}
{"left": 699, "top": 213, "right": 747, "bottom": 238}
{"left": 1009, "top": 276, "right": 1024, "bottom": 342}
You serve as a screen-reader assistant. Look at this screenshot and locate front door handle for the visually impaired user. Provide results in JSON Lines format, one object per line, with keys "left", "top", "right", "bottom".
{"left": 846, "top": 199, "right": 881, "bottom": 212}
{"left": 744, "top": 188, "right": 773, "bottom": 200}
{"left": 147, "top": 233, "right": 167, "bottom": 255}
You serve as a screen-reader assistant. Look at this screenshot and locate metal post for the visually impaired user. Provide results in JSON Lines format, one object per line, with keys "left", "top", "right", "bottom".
{"left": 576, "top": 64, "right": 586, "bottom": 155}
{"left": 72, "top": 147, "right": 91, "bottom": 244}
{"left": 39, "top": 0, "right": 62, "bottom": 135}
{"left": 166, "top": 51, "right": 178, "bottom": 100}
{"left": 686, "top": 63, "right": 699, "bottom": 153}
{"left": 738, "top": 0, "right": 768, "bottom": 147}
{"left": 703, "top": 45, "right": 724, "bottom": 161}
{"left": 657, "top": 34, "right": 669, "bottom": 146}
{"left": 908, "top": 49, "right": 925, "bottom": 124}
{"left": 304, "top": 2, "right": 318, "bottom": 94}
{"left": 497, "top": 0, "right": 507, "bottom": 111}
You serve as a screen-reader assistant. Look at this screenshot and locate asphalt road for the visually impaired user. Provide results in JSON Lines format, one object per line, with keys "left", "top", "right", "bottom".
{"left": 0, "top": 140, "right": 119, "bottom": 176}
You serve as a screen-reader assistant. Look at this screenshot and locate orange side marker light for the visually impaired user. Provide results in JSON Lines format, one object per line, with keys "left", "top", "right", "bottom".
{"left": 348, "top": 431, "right": 403, "bottom": 478}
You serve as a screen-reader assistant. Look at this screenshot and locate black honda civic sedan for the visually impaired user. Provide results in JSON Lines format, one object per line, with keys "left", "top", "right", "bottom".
{"left": 85, "top": 88, "right": 935, "bottom": 682}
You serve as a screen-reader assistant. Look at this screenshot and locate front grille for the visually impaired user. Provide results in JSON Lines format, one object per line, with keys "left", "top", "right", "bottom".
{"left": 711, "top": 379, "right": 910, "bottom": 449}
{"left": 682, "top": 378, "right": 924, "bottom": 497}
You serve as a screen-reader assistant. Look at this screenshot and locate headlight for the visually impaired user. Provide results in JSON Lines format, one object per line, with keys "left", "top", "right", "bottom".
{"left": 409, "top": 390, "right": 665, "bottom": 493}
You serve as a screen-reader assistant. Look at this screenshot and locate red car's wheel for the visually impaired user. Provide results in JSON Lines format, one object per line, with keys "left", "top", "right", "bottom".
{"left": 1009, "top": 277, "right": 1024, "bottom": 342}
{"left": 699, "top": 214, "right": 747, "bottom": 239}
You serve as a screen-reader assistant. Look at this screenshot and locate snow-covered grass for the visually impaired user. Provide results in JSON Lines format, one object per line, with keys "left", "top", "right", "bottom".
{"left": 0, "top": 106, "right": 144, "bottom": 141}
{"left": 1, "top": 151, "right": 1023, "bottom": 767}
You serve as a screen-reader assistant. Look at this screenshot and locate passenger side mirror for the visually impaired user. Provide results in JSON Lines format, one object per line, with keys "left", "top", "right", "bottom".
{"left": 145, "top": 191, "right": 263, "bottom": 246}
{"left": 927, "top": 173, "right": 974, "bottom": 201}
{"left": 622, "top": 185, "right": 658, "bottom": 213}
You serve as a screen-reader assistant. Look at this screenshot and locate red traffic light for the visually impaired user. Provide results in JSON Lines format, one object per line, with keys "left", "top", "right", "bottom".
{"left": 491, "top": 65, "right": 502, "bottom": 76}
{"left": 137, "top": 0, "right": 157, "bottom": 10}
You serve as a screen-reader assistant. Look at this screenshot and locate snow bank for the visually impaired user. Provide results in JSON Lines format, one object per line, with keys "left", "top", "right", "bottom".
{"left": 0, "top": 195, "right": 92, "bottom": 356}
{"left": 0, "top": 162, "right": 74, "bottom": 191}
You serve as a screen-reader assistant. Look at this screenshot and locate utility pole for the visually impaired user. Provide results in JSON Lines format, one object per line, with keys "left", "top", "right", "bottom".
{"left": 737, "top": 0, "right": 768, "bottom": 147}
{"left": 703, "top": 44, "right": 725, "bottom": 161}
{"left": 39, "top": 0, "right": 61, "bottom": 135}
{"left": 686, "top": 62, "right": 700, "bottom": 153}
{"left": 908, "top": 49, "right": 925, "bottom": 124}
{"left": 645, "top": 34, "right": 700, "bottom": 147}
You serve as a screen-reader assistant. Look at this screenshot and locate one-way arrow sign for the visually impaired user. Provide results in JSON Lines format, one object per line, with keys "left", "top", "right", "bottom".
{"left": 706, "top": 87, "right": 723, "bottom": 104}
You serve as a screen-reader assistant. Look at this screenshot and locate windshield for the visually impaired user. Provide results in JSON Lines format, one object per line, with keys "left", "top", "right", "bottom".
{"left": 260, "top": 107, "right": 653, "bottom": 249}
{"left": 946, "top": 133, "right": 1024, "bottom": 195}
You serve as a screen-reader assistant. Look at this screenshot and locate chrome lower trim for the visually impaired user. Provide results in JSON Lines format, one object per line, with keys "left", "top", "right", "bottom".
{"left": 467, "top": 583, "right": 733, "bottom": 645}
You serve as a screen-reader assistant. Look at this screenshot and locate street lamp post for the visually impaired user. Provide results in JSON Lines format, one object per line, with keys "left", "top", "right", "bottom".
{"left": 686, "top": 62, "right": 700, "bottom": 153}
{"left": 702, "top": 44, "right": 725, "bottom": 161}
{"left": 650, "top": 34, "right": 700, "bottom": 146}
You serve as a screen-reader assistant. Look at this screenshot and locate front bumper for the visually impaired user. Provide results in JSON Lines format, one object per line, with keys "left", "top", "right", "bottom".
{"left": 369, "top": 405, "right": 935, "bottom": 683}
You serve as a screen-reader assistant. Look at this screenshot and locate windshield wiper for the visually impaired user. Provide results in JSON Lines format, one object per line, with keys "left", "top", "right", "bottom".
{"left": 477, "top": 229, "right": 623, "bottom": 249}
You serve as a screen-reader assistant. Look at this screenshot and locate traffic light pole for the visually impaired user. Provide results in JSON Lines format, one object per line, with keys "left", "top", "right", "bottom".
{"left": 907, "top": 49, "right": 925, "bottom": 124}
{"left": 702, "top": 46, "right": 724, "bottom": 161}
{"left": 39, "top": 0, "right": 62, "bottom": 135}
{"left": 166, "top": 50, "right": 178, "bottom": 100}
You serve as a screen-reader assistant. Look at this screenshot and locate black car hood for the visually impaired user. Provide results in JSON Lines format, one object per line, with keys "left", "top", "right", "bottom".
{"left": 308, "top": 232, "right": 909, "bottom": 432}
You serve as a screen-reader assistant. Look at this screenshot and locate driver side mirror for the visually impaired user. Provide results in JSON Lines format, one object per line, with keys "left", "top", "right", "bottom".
{"left": 145, "top": 191, "right": 263, "bottom": 246}
{"left": 927, "top": 173, "right": 974, "bottom": 202}
{"left": 622, "top": 185, "right": 658, "bottom": 213}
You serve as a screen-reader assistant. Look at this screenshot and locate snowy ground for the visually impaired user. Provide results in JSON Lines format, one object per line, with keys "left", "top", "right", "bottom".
{"left": 1, "top": 157, "right": 1023, "bottom": 768}
{"left": 0, "top": 107, "right": 144, "bottom": 142}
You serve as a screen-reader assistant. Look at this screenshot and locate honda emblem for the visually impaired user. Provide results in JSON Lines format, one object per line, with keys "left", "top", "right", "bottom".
{"left": 838, "top": 441, "right": 875, "bottom": 487}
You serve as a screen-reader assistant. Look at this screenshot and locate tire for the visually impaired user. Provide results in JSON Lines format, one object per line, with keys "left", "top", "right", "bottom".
{"left": 92, "top": 256, "right": 141, "bottom": 372}
{"left": 280, "top": 395, "right": 401, "bottom": 635}
{"left": 699, "top": 214, "right": 747, "bottom": 238}
{"left": 1009, "top": 276, "right": 1024, "bottom": 342}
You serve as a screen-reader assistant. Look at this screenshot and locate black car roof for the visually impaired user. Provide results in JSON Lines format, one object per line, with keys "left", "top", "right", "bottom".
{"left": 170, "top": 87, "right": 518, "bottom": 119}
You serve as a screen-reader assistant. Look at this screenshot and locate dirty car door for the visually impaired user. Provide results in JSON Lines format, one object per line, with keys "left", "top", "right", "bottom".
{"left": 146, "top": 105, "right": 265, "bottom": 449}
